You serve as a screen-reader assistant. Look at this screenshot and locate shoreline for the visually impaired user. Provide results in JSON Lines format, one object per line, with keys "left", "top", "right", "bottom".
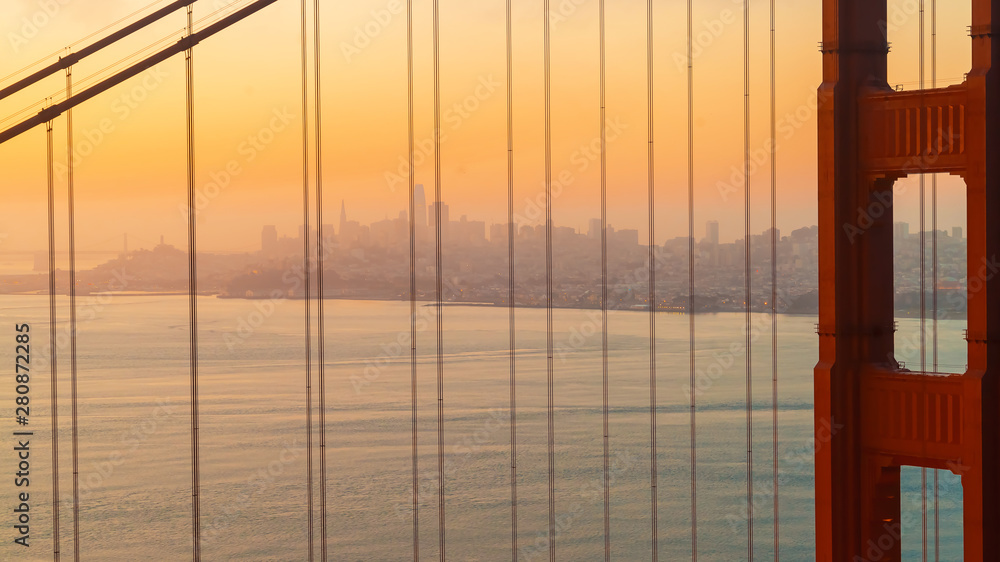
{"left": 214, "top": 293, "right": 819, "bottom": 316}
{"left": 2, "top": 292, "right": 952, "bottom": 318}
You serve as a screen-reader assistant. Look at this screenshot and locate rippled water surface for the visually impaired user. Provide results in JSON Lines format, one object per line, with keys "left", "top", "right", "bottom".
{"left": 0, "top": 296, "right": 966, "bottom": 560}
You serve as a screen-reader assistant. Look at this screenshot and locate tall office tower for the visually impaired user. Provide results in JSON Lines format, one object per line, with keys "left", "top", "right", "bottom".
{"left": 429, "top": 201, "right": 450, "bottom": 238}
{"left": 414, "top": 184, "right": 428, "bottom": 228}
{"left": 588, "top": 218, "right": 602, "bottom": 240}
{"left": 953, "top": 226, "right": 963, "bottom": 239}
{"left": 706, "top": 220, "right": 720, "bottom": 246}
{"left": 893, "top": 221, "right": 910, "bottom": 240}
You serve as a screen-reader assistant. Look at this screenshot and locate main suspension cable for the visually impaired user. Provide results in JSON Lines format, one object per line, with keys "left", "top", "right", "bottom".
{"left": 299, "top": 0, "right": 314, "bottom": 557}
{"left": 183, "top": 5, "right": 202, "bottom": 559}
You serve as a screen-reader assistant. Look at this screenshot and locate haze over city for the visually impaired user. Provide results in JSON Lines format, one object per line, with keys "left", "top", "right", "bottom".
{"left": 0, "top": 183, "right": 970, "bottom": 319}
{"left": 0, "top": 0, "right": 974, "bottom": 256}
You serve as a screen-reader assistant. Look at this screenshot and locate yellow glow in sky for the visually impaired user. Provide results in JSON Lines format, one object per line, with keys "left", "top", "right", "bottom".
{"left": 0, "top": 0, "right": 975, "bottom": 254}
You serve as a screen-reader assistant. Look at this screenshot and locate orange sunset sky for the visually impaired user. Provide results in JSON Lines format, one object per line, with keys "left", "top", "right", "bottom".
{"left": 0, "top": 0, "right": 975, "bottom": 256}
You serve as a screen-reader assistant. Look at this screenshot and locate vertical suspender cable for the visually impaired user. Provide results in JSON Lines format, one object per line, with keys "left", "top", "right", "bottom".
{"left": 931, "top": 1, "right": 939, "bottom": 558}
{"left": 769, "top": 0, "right": 779, "bottom": 558}
{"left": 183, "top": 5, "right": 202, "bottom": 559}
{"left": 543, "top": 0, "right": 556, "bottom": 559}
{"left": 919, "top": 184, "right": 928, "bottom": 556}
{"left": 743, "top": 0, "right": 754, "bottom": 558}
{"left": 687, "top": 0, "right": 698, "bottom": 558}
{"left": 406, "top": 0, "right": 420, "bottom": 560}
{"left": 505, "top": 0, "right": 518, "bottom": 559}
{"left": 46, "top": 115, "right": 62, "bottom": 562}
{"left": 646, "top": 0, "right": 658, "bottom": 558}
{"left": 599, "top": 0, "right": 610, "bottom": 559}
{"left": 311, "top": 0, "right": 329, "bottom": 558}
{"left": 919, "top": 2, "right": 928, "bottom": 559}
{"left": 431, "top": 0, "right": 446, "bottom": 558}
{"left": 66, "top": 65, "right": 82, "bottom": 561}
{"left": 299, "top": 0, "right": 315, "bottom": 558}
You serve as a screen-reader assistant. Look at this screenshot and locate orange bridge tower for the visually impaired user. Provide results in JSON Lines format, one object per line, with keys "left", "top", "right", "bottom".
{"left": 816, "top": 0, "right": 999, "bottom": 560}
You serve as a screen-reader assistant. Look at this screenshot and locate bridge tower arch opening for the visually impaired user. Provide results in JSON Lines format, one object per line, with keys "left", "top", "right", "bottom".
{"left": 889, "top": 173, "right": 968, "bottom": 373}
{"left": 817, "top": 0, "right": 999, "bottom": 560}
{"left": 883, "top": 0, "right": 972, "bottom": 91}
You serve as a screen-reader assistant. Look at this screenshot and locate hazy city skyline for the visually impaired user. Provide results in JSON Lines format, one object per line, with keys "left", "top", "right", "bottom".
{"left": 0, "top": 0, "right": 976, "bottom": 257}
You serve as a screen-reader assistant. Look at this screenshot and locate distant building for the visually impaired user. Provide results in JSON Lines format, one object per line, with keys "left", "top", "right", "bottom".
{"left": 414, "top": 184, "right": 427, "bottom": 228}
{"left": 298, "top": 224, "right": 312, "bottom": 243}
{"left": 762, "top": 227, "right": 780, "bottom": 244}
{"left": 261, "top": 225, "right": 278, "bottom": 254}
{"left": 706, "top": 220, "right": 720, "bottom": 246}
{"left": 952, "top": 226, "right": 963, "bottom": 239}
{"left": 338, "top": 201, "right": 363, "bottom": 247}
{"left": 613, "top": 228, "right": 639, "bottom": 248}
{"left": 429, "top": 201, "right": 450, "bottom": 238}
{"left": 588, "top": 218, "right": 602, "bottom": 240}
{"left": 451, "top": 215, "right": 486, "bottom": 246}
{"left": 554, "top": 226, "right": 576, "bottom": 243}
{"left": 490, "top": 223, "right": 513, "bottom": 244}
{"left": 791, "top": 225, "right": 818, "bottom": 241}
{"left": 894, "top": 222, "right": 910, "bottom": 240}
{"left": 370, "top": 213, "right": 407, "bottom": 249}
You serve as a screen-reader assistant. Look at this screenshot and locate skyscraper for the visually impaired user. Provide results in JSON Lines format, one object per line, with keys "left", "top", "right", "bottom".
{"left": 588, "top": 218, "right": 602, "bottom": 240}
{"left": 429, "top": 201, "right": 450, "bottom": 238}
{"left": 706, "top": 220, "right": 720, "bottom": 246}
{"left": 339, "top": 200, "right": 348, "bottom": 236}
{"left": 414, "top": 184, "right": 427, "bottom": 228}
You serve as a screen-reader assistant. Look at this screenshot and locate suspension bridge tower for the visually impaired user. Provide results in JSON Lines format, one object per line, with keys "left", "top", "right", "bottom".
{"left": 816, "top": 0, "right": 999, "bottom": 559}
